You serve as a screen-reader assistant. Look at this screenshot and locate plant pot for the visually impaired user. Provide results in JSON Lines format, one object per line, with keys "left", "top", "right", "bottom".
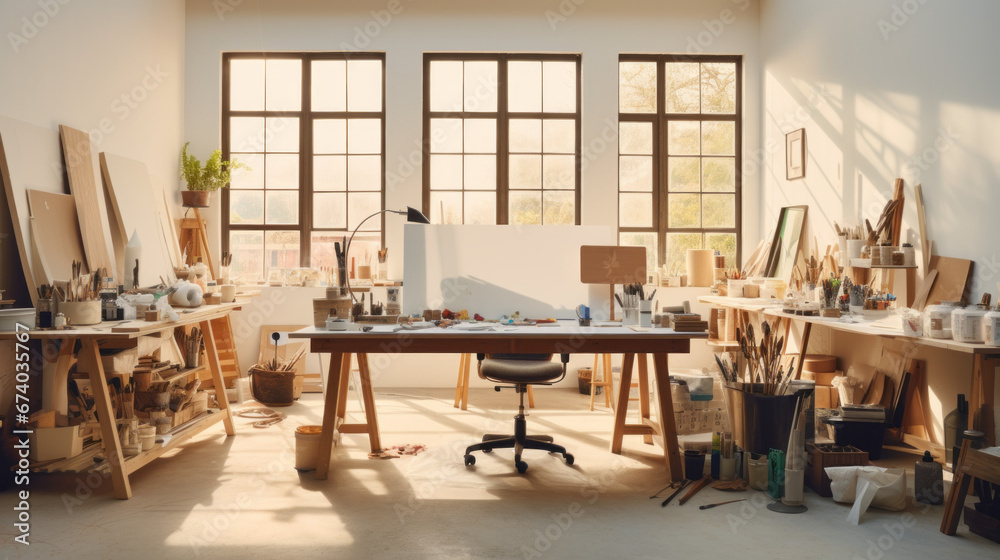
{"left": 249, "top": 367, "right": 295, "bottom": 407}
{"left": 182, "top": 190, "right": 211, "bottom": 208}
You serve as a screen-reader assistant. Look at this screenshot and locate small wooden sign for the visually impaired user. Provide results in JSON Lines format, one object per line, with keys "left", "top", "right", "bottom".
{"left": 580, "top": 245, "right": 646, "bottom": 284}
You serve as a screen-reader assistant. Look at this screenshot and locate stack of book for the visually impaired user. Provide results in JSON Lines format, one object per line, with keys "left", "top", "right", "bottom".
{"left": 838, "top": 404, "right": 887, "bottom": 422}
{"left": 668, "top": 313, "right": 708, "bottom": 333}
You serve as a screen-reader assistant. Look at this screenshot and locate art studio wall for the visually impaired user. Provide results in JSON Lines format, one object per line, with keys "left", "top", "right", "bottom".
{"left": 183, "top": 0, "right": 764, "bottom": 280}
{"left": 759, "top": 0, "right": 1000, "bottom": 440}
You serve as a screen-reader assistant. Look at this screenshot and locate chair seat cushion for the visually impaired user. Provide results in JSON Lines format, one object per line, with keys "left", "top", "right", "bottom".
{"left": 481, "top": 358, "right": 563, "bottom": 384}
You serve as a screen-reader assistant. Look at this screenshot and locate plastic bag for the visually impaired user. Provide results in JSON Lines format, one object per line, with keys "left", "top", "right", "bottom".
{"left": 825, "top": 466, "right": 907, "bottom": 524}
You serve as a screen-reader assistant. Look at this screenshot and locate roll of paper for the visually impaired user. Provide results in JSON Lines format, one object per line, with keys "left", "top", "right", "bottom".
{"left": 686, "top": 249, "right": 715, "bottom": 287}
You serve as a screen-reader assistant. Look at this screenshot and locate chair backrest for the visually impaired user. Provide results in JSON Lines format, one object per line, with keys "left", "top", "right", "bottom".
{"left": 487, "top": 353, "right": 553, "bottom": 361}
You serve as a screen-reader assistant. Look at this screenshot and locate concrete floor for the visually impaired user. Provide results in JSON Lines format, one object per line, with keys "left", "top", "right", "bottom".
{"left": 3, "top": 387, "right": 995, "bottom": 559}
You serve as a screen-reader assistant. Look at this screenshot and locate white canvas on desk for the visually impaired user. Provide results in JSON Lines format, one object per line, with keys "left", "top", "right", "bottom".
{"left": 402, "top": 224, "right": 613, "bottom": 319}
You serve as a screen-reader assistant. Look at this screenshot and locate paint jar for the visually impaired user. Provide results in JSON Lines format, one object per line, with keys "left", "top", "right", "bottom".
{"left": 764, "top": 278, "right": 787, "bottom": 299}
{"left": 639, "top": 300, "right": 652, "bottom": 328}
{"left": 924, "top": 302, "right": 958, "bottom": 339}
{"left": 838, "top": 236, "right": 848, "bottom": 261}
{"left": 846, "top": 239, "right": 864, "bottom": 260}
{"left": 901, "top": 308, "right": 922, "bottom": 337}
{"left": 879, "top": 245, "right": 893, "bottom": 266}
{"left": 727, "top": 279, "right": 746, "bottom": 297}
{"left": 984, "top": 307, "right": 1000, "bottom": 347}
{"left": 683, "top": 450, "right": 705, "bottom": 480}
{"left": 869, "top": 245, "right": 880, "bottom": 265}
{"left": 952, "top": 305, "right": 987, "bottom": 344}
{"left": 719, "top": 457, "right": 736, "bottom": 481}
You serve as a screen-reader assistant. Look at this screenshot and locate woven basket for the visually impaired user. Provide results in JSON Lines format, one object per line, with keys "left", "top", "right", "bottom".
{"left": 249, "top": 367, "right": 296, "bottom": 407}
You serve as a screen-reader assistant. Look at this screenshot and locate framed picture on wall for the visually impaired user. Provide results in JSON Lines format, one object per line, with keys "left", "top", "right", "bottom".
{"left": 786, "top": 128, "right": 806, "bottom": 180}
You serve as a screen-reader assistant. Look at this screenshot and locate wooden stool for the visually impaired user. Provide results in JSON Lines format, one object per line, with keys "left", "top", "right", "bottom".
{"left": 590, "top": 354, "right": 614, "bottom": 410}
{"left": 454, "top": 353, "right": 534, "bottom": 410}
{"left": 941, "top": 437, "right": 1000, "bottom": 538}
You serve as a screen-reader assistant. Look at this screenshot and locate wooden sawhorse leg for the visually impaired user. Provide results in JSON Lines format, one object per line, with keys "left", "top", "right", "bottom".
{"left": 316, "top": 352, "right": 382, "bottom": 480}
{"left": 82, "top": 339, "right": 131, "bottom": 499}
{"left": 590, "top": 354, "right": 613, "bottom": 410}
{"left": 970, "top": 353, "right": 998, "bottom": 445}
{"left": 200, "top": 319, "right": 235, "bottom": 436}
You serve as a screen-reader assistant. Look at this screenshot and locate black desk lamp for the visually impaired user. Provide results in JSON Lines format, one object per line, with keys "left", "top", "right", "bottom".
{"left": 343, "top": 206, "right": 430, "bottom": 303}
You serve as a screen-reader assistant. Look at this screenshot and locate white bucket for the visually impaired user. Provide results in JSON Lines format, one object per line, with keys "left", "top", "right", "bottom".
{"left": 295, "top": 425, "right": 323, "bottom": 471}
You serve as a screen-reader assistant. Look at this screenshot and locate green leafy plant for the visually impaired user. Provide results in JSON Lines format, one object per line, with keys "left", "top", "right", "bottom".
{"left": 180, "top": 142, "right": 249, "bottom": 192}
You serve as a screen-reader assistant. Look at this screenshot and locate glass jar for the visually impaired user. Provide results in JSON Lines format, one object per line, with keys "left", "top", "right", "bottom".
{"left": 952, "top": 304, "right": 987, "bottom": 344}
{"left": 924, "top": 302, "right": 958, "bottom": 339}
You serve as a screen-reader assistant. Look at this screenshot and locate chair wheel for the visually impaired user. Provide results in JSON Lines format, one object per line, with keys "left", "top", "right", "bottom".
{"left": 482, "top": 448, "right": 492, "bottom": 454}
{"left": 464, "top": 454, "right": 476, "bottom": 466}
{"left": 564, "top": 454, "right": 574, "bottom": 466}
{"left": 516, "top": 460, "right": 528, "bottom": 474}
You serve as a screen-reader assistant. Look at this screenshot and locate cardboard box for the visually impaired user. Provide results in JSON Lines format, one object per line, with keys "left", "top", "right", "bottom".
{"left": 28, "top": 425, "right": 85, "bottom": 462}
{"left": 814, "top": 386, "right": 839, "bottom": 409}
{"left": 806, "top": 442, "right": 868, "bottom": 497}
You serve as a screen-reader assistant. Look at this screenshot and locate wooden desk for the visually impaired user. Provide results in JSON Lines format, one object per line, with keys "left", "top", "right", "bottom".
{"left": 290, "top": 322, "right": 706, "bottom": 481}
{"left": 1, "top": 303, "right": 242, "bottom": 499}
{"left": 700, "top": 296, "right": 1000, "bottom": 445}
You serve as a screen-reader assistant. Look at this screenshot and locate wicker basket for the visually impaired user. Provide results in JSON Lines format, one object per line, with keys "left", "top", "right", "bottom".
{"left": 249, "top": 367, "right": 296, "bottom": 407}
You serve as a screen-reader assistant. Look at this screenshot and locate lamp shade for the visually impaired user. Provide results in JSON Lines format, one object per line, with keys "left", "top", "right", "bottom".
{"left": 406, "top": 206, "right": 431, "bottom": 224}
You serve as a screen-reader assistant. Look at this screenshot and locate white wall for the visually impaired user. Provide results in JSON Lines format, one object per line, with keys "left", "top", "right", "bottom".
{"left": 0, "top": 0, "right": 185, "bottom": 186}
{"left": 760, "top": 0, "right": 1000, "bottom": 440}
{"left": 184, "top": 0, "right": 763, "bottom": 277}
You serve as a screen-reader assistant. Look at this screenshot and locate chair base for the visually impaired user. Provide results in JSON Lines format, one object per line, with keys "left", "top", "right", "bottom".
{"left": 464, "top": 412, "right": 574, "bottom": 474}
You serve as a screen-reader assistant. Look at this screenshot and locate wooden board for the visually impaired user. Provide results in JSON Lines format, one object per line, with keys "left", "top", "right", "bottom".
{"left": 99, "top": 152, "right": 176, "bottom": 288}
{"left": 59, "top": 125, "right": 114, "bottom": 277}
{"left": 580, "top": 245, "right": 647, "bottom": 284}
{"left": 149, "top": 175, "right": 182, "bottom": 270}
{"left": 925, "top": 255, "right": 973, "bottom": 306}
{"left": 0, "top": 115, "right": 69, "bottom": 306}
{"left": 26, "top": 191, "right": 88, "bottom": 286}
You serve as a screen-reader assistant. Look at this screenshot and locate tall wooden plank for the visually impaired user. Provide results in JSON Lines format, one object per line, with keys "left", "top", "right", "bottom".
{"left": 59, "top": 125, "right": 115, "bottom": 277}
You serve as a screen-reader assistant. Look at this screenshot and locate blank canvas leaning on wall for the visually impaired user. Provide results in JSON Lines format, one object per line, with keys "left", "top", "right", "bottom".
{"left": 402, "top": 224, "right": 614, "bottom": 319}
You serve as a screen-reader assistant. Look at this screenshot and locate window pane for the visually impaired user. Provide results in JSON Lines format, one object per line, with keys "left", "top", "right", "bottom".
{"left": 619, "top": 232, "right": 657, "bottom": 278}
{"left": 348, "top": 192, "right": 381, "bottom": 230}
{"left": 509, "top": 119, "right": 541, "bottom": 153}
{"left": 619, "top": 61, "right": 656, "bottom": 113}
{"left": 668, "top": 193, "right": 700, "bottom": 228}
{"left": 543, "top": 191, "right": 574, "bottom": 224}
{"left": 230, "top": 230, "right": 263, "bottom": 282}
{"left": 430, "top": 61, "right": 463, "bottom": 112}
{"left": 314, "top": 155, "right": 346, "bottom": 191}
{"left": 230, "top": 117, "right": 264, "bottom": 152}
{"left": 666, "top": 233, "right": 702, "bottom": 277}
{"left": 313, "top": 193, "right": 347, "bottom": 228}
{"left": 464, "top": 155, "right": 496, "bottom": 190}
{"left": 701, "top": 63, "right": 736, "bottom": 114}
{"left": 314, "top": 119, "right": 346, "bottom": 154}
{"left": 430, "top": 154, "right": 463, "bottom": 190}
{"left": 347, "top": 155, "right": 381, "bottom": 191}
{"left": 464, "top": 191, "right": 496, "bottom": 225}
{"left": 347, "top": 59, "right": 382, "bottom": 112}
{"left": 265, "top": 191, "right": 298, "bottom": 224}
{"left": 664, "top": 62, "right": 699, "bottom": 114}
{"left": 265, "top": 59, "right": 301, "bottom": 111}
{"left": 510, "top": 155, "right": 542, "bottom": 190}
{"left": 703, "top": 194, "right": 735, "bottom": 228}
{"left": 430, "top": 192, "right": 462, "bottom": 224}
{"left": 542, "top": 61, "right": 576, "bottom": 113}
{"left": 230, "top": 59, "right": 264, "bottom": 111}
{"left": 311, "top": 60, "right": 346, "bottom": 112}
{"left": 509, "top": 191, "right": 541, "bottom": 225}
{"left": 508, "top": 61, "right": 541, "bottom": 112}
{"left": 619, "top": 156, "right": 652, "bottom": 192}
{"left": 266, "top": 117, "right": 299, "bottom": 152}
{"left": 348, "top": 119, "right": 381, "bottom": 154}
{"left": 620, "top": 193, "right": 652, "bottom": 227}
{"left": 464, "top": 61, "right": 498, "bottom": 112}
{"left": 543, "top": 155, "right": 574, "bottom": 190}
{"left": 543, "top": 119, "right": 575, "bottom": 153}
{"left": 265, "top": 231, "right": 300, "bottom": 271}
{"left": 667, "top": 121, "right": 699, "bottom": 155}
{"left": 264, "top": 154, "right": 298, "bottom": 190}
{"left": 668, "top": 157, "right": 700, "bottom": 192}
{"left": 311, "top": 231, "right": 344, "bottom": 271}
{"left": 230, "top": 153, "right": 264, "bottom": 189}
{"left": 706, "top": 233, "right": 737, "bottom": 269}
{"left": 230, "top": 191, "right": 263, "bottom": 224}
{"left": 702, "top": 121, "right": 735, "bottom": 155}
{"left": 703, "top": 158, "right": 735, "bottom": 192}
{"left": 619, "top": 122, "right": 653, "bottom": 155}
{"left": 430, "top": 118, "right": 463, "bottom": 152}
{"left": 464, "top": 119, "right": 496, "bottom": 153}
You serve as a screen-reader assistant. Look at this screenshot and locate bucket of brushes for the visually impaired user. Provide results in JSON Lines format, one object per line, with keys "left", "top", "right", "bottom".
{"left": 249, "top": 333, "right": 308, "bottom": 407}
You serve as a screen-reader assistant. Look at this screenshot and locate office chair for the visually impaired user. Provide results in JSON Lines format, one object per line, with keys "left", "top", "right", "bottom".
{"left": 463, "top": 353, "right": 575, "bottom": 474}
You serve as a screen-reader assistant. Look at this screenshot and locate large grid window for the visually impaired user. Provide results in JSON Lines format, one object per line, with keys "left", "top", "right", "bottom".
{"left": 618, "top": 55, "right": 742, "bottom": 274}
{"left": 423, "top": 53, "right": 581, "bottom": 225}
{"left": 222, "top": 53, "right": 385, "bottom": 281}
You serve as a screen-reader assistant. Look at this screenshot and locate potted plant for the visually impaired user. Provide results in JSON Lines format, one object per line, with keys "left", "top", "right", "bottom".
{"left": 179, "top": 142, "right": 248, "bottom": 208}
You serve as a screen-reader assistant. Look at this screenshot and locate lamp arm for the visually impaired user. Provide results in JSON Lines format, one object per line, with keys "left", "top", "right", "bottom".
{"left": 344, "top": 209, "right": 397, "bottom": 302}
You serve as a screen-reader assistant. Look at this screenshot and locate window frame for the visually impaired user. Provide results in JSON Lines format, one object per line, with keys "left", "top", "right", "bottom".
{"left": 421, "top": 52, "right": 582, "bottom": 225}
{"left": 617, "top": 53, "right": 743, "bottom": 269}
{"left": 221, "top": 51, "right": 387, "bottom": 271}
